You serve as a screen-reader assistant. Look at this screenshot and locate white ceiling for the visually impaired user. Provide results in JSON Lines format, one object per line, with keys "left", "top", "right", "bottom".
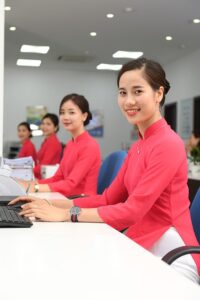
{"left": 4, "top": 0, "right": 200, "bottom": 72}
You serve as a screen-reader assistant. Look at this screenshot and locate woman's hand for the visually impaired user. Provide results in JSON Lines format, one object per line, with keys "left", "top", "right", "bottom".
{"left": 19, "top": 201, "right": 70, "bottom": 222}
{"left": 9, "top": 195, "right": 46, "bottom": 206}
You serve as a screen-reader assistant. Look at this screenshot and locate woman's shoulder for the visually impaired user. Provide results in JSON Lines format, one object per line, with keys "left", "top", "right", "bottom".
{"left": 84, "top": 132, "right": 100, "bottom": 148}
{"left": 47, "top": 134, "right": 61, "bottom": 145}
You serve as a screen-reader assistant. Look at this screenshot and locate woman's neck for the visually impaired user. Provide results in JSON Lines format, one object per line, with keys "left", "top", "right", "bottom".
{"left": 71, "top": 128, "right": 85, "bottom": 140}
{"left": 137, "top": 114, "right": 162, "bottom": 138}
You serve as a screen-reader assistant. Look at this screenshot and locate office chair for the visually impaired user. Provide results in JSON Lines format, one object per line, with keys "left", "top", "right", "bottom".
{"left": 67, "top": 150, "right": 127, "bottom": 200}
{"left": 161, "top": 188, "right": 200, "bottom": 277}
{"left": 190, "top": 187, "right": 200, "bottom": 244}
{"left": 97, "top": 150, "right": 127, "bottom": 194}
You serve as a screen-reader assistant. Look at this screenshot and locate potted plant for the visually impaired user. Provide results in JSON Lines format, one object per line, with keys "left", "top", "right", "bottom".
{"left": 190, "top": 146, "right": 200, "bottom": 177}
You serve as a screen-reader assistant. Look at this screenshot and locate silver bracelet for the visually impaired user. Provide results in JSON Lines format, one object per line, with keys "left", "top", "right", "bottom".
{"left": 26, "top": 180, "right": 33, "bottom": 194}
{"left": 43, "top": 198, "right": 52, "bottom": 206}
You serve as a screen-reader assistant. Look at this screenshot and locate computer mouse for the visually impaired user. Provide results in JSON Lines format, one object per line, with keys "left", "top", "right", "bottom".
{"left": 7, "top": 200, "right": 28, "bottom": 211}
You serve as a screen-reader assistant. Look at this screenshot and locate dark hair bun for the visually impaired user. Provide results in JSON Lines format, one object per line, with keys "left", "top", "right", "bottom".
{"left": 84, "top": 111, "right": 92, "bottom": 126}
{"left": 165, "top": 80, "right": 170, "bottom": 94}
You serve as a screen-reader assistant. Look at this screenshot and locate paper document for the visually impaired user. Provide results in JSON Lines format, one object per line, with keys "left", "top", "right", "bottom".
{"left": 0, "top": 156, "right": 34, "bottom": 181}
{"left": 3, "top": 156, "right": 34, "bottom": 168}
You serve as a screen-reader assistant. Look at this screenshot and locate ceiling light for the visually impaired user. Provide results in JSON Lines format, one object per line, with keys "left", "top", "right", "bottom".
{"left": 9, "top": 26, "right": 16, "bottom": 31}
{"left": 165, "top": 36, "right": 173, "bottom": 41}
{"left": 113, "top": 51, "right": 143, "bottom": 59}
{"left": 20, "top": 45, "right": 50, "bottom": 54}
{"left": 124, "top": 7, "right": 133, "bottom": 12}
{"left": 193, "top": 18, "right": 200, "bottom": 24}
{"left": 96, "top": 64, "right": 122, "bottom": 71}
{"left": 16, "top": 59, "right": 41, "bottom": 67}
{"left": 4, "top": 6, "right": 11, "bottom": 11}
{"left": 90, "top": 32, "right": 97, "bottom": 37}
{"left": 106, "top": 13, "right": 114, "bottom": 18}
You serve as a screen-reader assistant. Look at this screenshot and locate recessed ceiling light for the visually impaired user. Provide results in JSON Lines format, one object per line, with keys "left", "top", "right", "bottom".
{"left": 193, "top": 18, "right": 200, "bottom": 24}
{"left": 96, "top": 64, "right": 122, "bottom": 71}
{"left": 113, "top": 51, "right": 143, "bottom": 59}
{"left": 4, "top": 6, "right": 11, "bottom": 11}
{"left": 20, "top": 45, "right": 50, "bottom": 54}
{"left": 90, "top": 32, "right": 97, "bottom": 37}
{"left": 165, "top": 36, "right": 173, "bottom": 41}
{"left": 124, "top": 7, "right": 133, "bottom": 13}
{"left": 106, "top": 13, "right": 114, "bottom": 18}
{"left": 9, "top": 26, "right": 16, "bottom": 31}
{"left": 16, "top": 59, "right": 41, "bottom": 67}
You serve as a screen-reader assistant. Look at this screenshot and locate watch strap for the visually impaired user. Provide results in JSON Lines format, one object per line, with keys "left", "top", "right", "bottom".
{"left": 71, "top": 214, "right": 78, "bottom": 222}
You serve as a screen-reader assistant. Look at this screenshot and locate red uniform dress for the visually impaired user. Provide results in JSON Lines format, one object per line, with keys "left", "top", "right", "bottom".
{"left": 74, "top": 119, "right": 200, "bottom": 274}
{"left": 34, "top": 133, "right": 62, "bottom": 179}
{"left": 18, "top": 139, "right": 37, "bottom": 164}
{"left": 39, "top": 131, "right": 101, "bottom": 197}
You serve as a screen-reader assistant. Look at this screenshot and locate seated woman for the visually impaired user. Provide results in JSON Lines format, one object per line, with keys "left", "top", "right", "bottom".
{"left": 34, "top": 113, "right": 62, "bottom": 179}
{"left": 20, "top": 94, "right": 101, "bottom": 197}
{"left": 11, "top": 59, "right": 200, "bottom": 283}
{"left": 17, "top": 122, "right": 37, "bottom": 164}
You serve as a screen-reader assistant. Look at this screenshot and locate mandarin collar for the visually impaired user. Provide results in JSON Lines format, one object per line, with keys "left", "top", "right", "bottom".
{"left": 139, "top": 119, "right": 168, "bottom": 140}
{"left": 72, "top": 131, "right": 88, "bottom": 143}
{"left": 44, "top": 133, "right": 56, "bottom": 142}
{"left": 22, "top": 138, "right": 30, "bottom": 145}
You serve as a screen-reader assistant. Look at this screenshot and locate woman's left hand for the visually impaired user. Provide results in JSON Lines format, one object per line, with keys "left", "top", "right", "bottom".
{"left": 19, "top": 201, "right": 70, "bottom": 222}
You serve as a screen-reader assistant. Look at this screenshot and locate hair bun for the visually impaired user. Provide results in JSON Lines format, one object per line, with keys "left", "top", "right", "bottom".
{"left": 165, "top": 80, "right": 170, "bottom": 94}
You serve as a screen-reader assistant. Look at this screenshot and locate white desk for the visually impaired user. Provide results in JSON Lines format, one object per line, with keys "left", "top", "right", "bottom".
{"left": 0, "top": 220, "right": 200, "bottom": 300}
{"left": 29, "top": 191, "right": 67, "bottom": 200}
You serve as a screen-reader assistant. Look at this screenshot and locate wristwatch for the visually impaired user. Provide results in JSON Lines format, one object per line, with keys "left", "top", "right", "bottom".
{"left": 34, "top": 183, "right": 40, "bottom": 193}
{"left": 70, "top": 206, "right": 81, "bottom": 222}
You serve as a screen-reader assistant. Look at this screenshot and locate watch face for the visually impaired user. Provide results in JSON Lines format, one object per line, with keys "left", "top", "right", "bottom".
{"left": 70, "top": 206, "right": 81, "bottom": 215}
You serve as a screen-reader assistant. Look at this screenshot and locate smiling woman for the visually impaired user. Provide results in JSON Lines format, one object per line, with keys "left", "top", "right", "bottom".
{"left": 34, "top": 94, "right": 101, "bottom": 196}
{"left": 33, "top": 113, "right": 62, "bottom": 179}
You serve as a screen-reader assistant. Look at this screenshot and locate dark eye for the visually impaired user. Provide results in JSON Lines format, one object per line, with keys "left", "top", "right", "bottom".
{"left": 135, "top": 89, "right": 142, "bottom": 95}
{"left": 119, "top": 90, "right": 126, "bottom": 96}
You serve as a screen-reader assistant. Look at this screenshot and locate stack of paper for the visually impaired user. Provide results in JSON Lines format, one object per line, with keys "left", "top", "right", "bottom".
{"left": 0, "top": 156, "right": 34, "bottom": 181}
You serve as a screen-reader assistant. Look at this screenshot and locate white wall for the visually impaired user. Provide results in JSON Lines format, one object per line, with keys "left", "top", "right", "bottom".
{"left": 4, "top": 65, "right": 132, "bottom": 158}
{"left": 0, "top": 1, "right": 5, "bottom": 156}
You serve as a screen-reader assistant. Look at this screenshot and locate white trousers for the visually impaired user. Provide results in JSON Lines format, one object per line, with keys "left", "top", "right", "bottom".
{"left": 149, "top": 227, "right": 199, "bottom": 284}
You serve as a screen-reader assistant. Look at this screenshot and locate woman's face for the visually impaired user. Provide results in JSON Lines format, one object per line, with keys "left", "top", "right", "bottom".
{"left": 40, "top": 117, "right": 57, "bottom": 137}
{"left": 59, "top": 100, "right": 87, "bottom": 137}
{"left": 17, "top": 125, "right": 30, "bottom": 143}
{"left": 118, "top": 69, "right": 164, "bottom": 135}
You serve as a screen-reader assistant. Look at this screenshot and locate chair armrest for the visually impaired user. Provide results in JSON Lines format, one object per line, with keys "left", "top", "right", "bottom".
{"left": 162, "top": 246, "right": 200, "bottom": 265}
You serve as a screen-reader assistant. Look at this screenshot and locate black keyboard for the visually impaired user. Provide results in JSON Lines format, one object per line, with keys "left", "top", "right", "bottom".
{"left": 0, "top": 205, "right": 33, "bottom": 228}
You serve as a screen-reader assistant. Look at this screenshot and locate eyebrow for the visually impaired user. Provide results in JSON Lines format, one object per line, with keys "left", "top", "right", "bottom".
{"left": 119, "top": 85, "right": 144, "bottom": 90}
{"left": 60, "top": 108, "right": 75, "bottom": 111}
